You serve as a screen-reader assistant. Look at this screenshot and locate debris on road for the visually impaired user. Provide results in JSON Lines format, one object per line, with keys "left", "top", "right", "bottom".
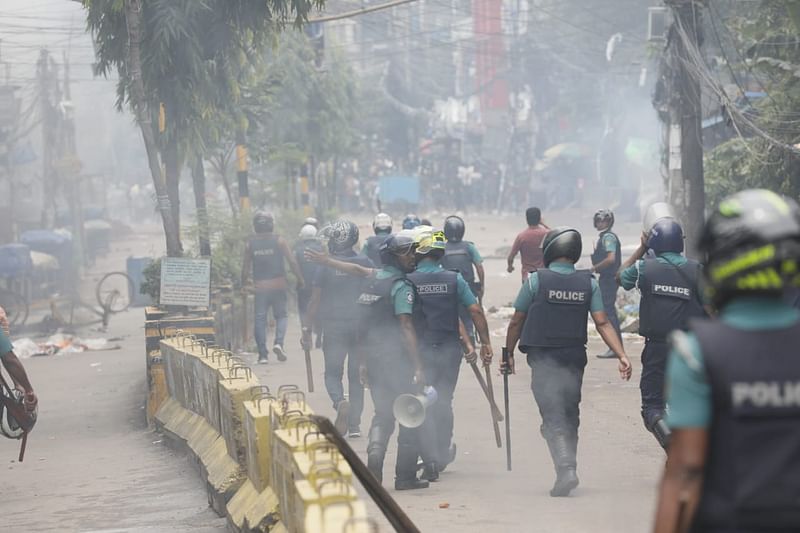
{"left": 12, "top": 333, "right": 122, "bottom": 358}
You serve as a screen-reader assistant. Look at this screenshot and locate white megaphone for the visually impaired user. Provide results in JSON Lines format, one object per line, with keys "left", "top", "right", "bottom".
{"left": 393, "top": 386, "right": 438, "bottom": 428}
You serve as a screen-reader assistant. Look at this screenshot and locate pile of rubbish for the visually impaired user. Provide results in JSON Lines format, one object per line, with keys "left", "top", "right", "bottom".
{"left": 12, "top": 333, "right": 121, "bottom": 359}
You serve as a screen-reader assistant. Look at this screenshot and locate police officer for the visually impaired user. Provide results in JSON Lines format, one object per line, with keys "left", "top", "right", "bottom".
{"left": 307, "top": 231, "right": 429, "bottom": 490}
{"left": 402, "top": 214, "right": 421, "bottom": 230}
{"left": 408, "top": 228, "right": 494, "bottom": 480}
{"left": 617, "top": 216, "right": 707, "bottom": 450}
{"left": 242, "top": 211, "right": 306, "bottom": 364}
{"left": 303, "top": 221, "right": 373, "bottom": 437}
{"left": 362, "top": 213, "right": 393, "bottom": 266}
{"left": 591, "top": 209, "right": 623, "bottom": 359}
{"left": 441, "top": 215, "right": 486, "bottom": 341}
{"left": 294, "top": 224, "right": 323, "bottom": 331}
{"left": 654, "top": 189, "right": 800, "bottom": 533}
{"left": 504, "top": 227, "right": 631, "bottom": 497}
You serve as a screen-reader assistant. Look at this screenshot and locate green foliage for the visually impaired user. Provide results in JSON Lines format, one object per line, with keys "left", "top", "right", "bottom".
{"left": 703, "top": 1, "right": 800, "bottom": 204}
{"left": 140, "top": 258, "right": 162, "bottom": 302}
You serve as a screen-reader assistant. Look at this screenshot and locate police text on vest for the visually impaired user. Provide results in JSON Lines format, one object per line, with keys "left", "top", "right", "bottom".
{"left": 732, "top": 381, "right": 800, "bottom": 408}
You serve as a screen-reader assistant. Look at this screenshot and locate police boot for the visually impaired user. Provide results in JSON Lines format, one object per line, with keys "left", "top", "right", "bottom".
{"left": 394, "top": 444, "right": 430, "bottom": 491}
{"left": 367, "top": 426, "right": 389, "bottom": 483}
{"left": 546, "top": 435, "right": 579, "bottom": 497}
{"left": 651, "top": 417, "right": 672, "bottom": 452}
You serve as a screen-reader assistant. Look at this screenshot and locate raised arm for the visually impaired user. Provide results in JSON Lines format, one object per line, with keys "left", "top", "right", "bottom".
{"left": 305, "top": 248, "right": 375, "bottom": 278}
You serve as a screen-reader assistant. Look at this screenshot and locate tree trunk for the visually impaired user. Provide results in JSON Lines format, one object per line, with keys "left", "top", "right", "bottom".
{"left": 164, "top": 136, "right": 181, "bottom": 233}
{"left": 191, "top": 155, "right": 212, "bottom": 257}
{"left": 211, "top": 148, "right": 237, "bottom": 216}
{"left": 124, "top": 0, "right": 181, "bottom": 256}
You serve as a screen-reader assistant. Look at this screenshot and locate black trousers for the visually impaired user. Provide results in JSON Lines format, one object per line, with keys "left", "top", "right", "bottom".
{"left": 366, "top": 353, "right": 420, "bottom": 477}
{"left": 527, "top": 346, "right": 587, "bottom": 440}
{"left": 420, "top": 340, "right": 463, "bottom": 464}
{"left": 321, "top": 322, "right": 365, "bottom": 431}
{"left": 640, "top": 339, "right": 669, "bottom": 429}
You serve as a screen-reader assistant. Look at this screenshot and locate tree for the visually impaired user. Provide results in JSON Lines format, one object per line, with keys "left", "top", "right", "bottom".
{"left": 83, "top": 0, "right": 323, "bottom": 256}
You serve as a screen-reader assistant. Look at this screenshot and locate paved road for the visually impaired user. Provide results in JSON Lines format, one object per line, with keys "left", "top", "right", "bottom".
{"left": 2, "top": 212, "right": 664, "bottom": 532}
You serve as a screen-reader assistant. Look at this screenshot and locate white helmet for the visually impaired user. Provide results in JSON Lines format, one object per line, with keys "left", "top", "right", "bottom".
{"left": 298, "top": 224, "right": 318, "bottom": 240}
{"left": 372, "top": 213, "right": 393, "bottom": 235}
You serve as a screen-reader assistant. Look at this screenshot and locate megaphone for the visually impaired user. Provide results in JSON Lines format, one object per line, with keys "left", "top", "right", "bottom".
{"left": 393, "top": 386, "right": 438, "bottom": 428}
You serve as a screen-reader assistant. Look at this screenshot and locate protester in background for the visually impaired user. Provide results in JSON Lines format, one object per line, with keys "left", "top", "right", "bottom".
{"left": 242, "top": 211, "right": 305, "bottom": 364}
{"left": 507, "top": 207, "right": 549, "bottom": 281}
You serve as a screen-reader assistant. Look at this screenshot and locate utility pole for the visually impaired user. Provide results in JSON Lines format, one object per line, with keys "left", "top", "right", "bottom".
{"left": 664, "top": 0, "right": 705, "bottom": 256}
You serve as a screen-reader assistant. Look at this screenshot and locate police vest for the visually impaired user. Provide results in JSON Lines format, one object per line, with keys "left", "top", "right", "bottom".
{"left": 294, "top": 240, "right": 323, "bottom": 289}
{"left": 319, "top": 253, "right": 374, "bottom": 323}
{"left": 442, "top": 241, "right": 476, "bottom": 285}
{"left": 407, "top": 270, "right": 460, "bottom": 345}
{"left": 356, "top": 274, "right": 415, "bottom": 359}
{"left": 520, "top": 269, "right": 592, "bottom": 351}
{"left": 638, "top": 258, "right": 706, "bottom": 341}
{"left": 364, "top": 235, "right": 390, "bottom": 267}
{"left": 591, "top": 231, "right": 621, "bottom": 277}
{"left": 690, "top": 319, "right": 800, "bottom": 531}
{"left": 251, "top": 234, "right": 285, "bottom": 281}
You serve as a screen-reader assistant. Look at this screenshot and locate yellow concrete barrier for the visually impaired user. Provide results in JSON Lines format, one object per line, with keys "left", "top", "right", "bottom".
{"left": 153, "top": 332, "right": 374, "bottom": 533}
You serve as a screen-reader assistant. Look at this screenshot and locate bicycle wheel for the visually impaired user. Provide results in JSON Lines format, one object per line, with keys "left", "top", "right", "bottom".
{"left": 0, "top": 289, "right": 29, "bottom": 327}
{"left": 96, "top": 272, "right": 134, "bottom": 314}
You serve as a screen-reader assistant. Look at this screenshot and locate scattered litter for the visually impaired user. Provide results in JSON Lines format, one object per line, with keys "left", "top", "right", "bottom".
{"left": 438, "top": 503, "right": 450, "bottom": 509}
{"left": 90, "top": 362, "right": 102, "bottom": 368}
{"left": 152, "top": 439, "right": 162, "bottom": 445}
{"left": 488, "top": 306, "right": 515, "bottom": 319}
{"left": 11, "top": 334, "right": 121, "bottom": 358}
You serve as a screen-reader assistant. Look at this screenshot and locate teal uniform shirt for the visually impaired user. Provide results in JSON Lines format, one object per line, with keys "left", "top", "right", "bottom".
{"left": 0, "top": 328, "right": 13, "bottom": 359}
{"left": 601, "top": 233, "right": 618, "bottom": 255}
{"left": 376, "top": 265, "right": 415, "bottom": 316}
{"left": 666, "top": 297, "right": 800, "bottom": 428}
{"left": 416, "top": 258, "right": 477, "bottom": 308}
{"left": 465, "top": 242, "right": 483, "bottom": 265}
{"left": 619, "top": 252, "right": 687, "bottom": 290}
{"left": 513, "top": 262, "right": 604, "bottom": 313}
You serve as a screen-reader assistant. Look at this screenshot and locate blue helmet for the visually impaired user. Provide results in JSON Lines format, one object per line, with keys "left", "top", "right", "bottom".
{"left": 647, "top": 218, "right": 684, "bottom": 254}
{"left": 402, "top": 214, "right": 421, "bottom": 230}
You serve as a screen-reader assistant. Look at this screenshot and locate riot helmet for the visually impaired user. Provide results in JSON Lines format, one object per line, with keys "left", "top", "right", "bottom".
{"left": 253, "top": 211, "right": 274, "bottom": 233}
{"left": 373, "top": 213, "right": 393, "bottom": 235}
{"left": 542, "top": 226, "right": 583, "bottom": 267}
{"left": 303, "top": 217, "right": 320, "bottom": 229}
{"left": 327, "top": 220, "right": 360, "bottom": 254}
{"left": 646, "top": 218, "right": 685, "bottom": 254}
{"left": 298, "top": 224, "right": 318, "bottom": 241}
{"left": 379, "top": 230, "right": 418, "bottom": 273}
{"left": 414, "top": 227, "right": 446, "bottom": 260}
{"left": 593, "top": 209, "right": 614, "bottom": 231}
{"left": 443, "top": 215, "right": 466, "bottom": 242}
{"left": 402, "top": 214, "right": 421, "bottom": 230}
{"left": 699, "top": 189, "right": 800, "bottom": 306}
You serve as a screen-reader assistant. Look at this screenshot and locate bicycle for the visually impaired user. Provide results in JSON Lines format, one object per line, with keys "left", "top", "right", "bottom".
{"left": 0, "top": 287, "right": 29, "bottom": 327}
{"left": 45, "top": 271, "right": 135, "bottom": 332}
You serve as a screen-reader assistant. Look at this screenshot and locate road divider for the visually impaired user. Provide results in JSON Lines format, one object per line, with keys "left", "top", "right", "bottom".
{"left": 150, "top": 330, "right": 372, "bottom": 532}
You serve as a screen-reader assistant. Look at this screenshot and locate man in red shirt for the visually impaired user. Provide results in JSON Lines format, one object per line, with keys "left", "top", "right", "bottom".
{"left": 507, "top": 207, "right": 549, "bottom": 281}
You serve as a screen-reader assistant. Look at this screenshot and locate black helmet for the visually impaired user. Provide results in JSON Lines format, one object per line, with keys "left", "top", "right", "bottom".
{"left": 593, "top": 209, "right": 614, "bottom": 230}
{"left": 378, "top": 230, "right": 418, "bottom": 273}
{"left": 542, "top": 226, "right": 582, "bottom": 267}
{"left": 700, "top": 189, "right": 800, "bottom": 306}
{"left": 647, "top": 218, "right": 685, "bottom": 254}
{"left": 253, "top": 211, "right": 274, "bottom": 233}
{"left": 328, "top": 220, "right": 360, "bottom": 253}
{"left": 443, "top": 215, "right": 465, "bottom": 242}
{"left": 402, "top": 214, "right": 421, "bottom": 230}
